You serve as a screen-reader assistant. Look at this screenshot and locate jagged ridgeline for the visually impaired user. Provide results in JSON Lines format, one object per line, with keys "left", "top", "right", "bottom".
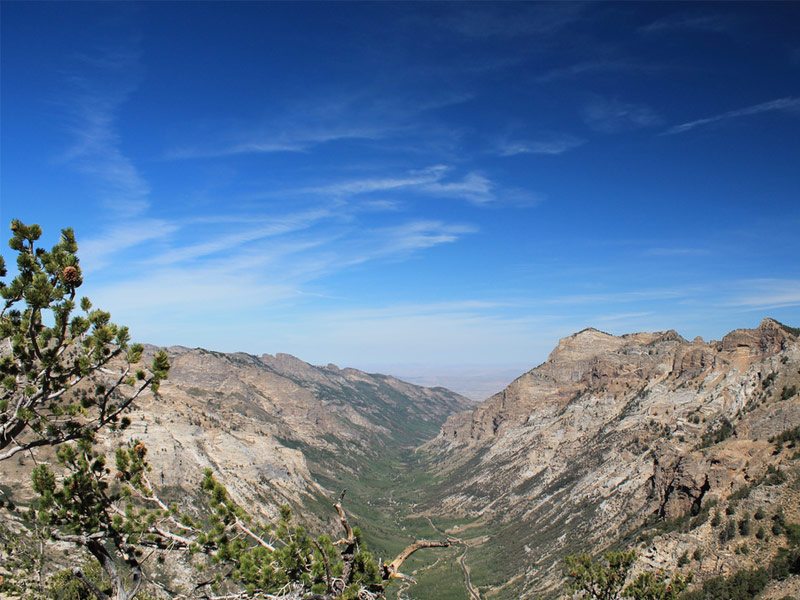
{"left": 419, "top": 318, "right": 800, "bottom": 599}
{"left": 11, "top": 322, "right": 799, "bottom": 599}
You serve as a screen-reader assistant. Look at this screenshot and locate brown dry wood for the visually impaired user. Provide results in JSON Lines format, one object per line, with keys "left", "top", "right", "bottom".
{"left": 383, "top": 538, "right": 462, "bottom": 580}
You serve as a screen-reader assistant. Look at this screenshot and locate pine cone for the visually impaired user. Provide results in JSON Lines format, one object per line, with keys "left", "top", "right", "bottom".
{"left": 63, "top": 266, "right": 80, "bottom": 283}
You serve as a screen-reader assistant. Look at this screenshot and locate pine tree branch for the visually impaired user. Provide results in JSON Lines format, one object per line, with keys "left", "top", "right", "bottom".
{"left": 312, "top": 538, "right": 333, "bottom": 594}
{"left": 72, "top": 567, "right": 110, "bottom": 600}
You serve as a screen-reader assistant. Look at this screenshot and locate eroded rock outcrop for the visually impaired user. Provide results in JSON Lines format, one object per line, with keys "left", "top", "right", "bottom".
{"left": 423, "top": 318, "right": 800, "bottom": 598}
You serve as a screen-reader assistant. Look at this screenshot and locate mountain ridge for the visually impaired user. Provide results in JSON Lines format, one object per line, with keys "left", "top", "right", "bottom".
{"left": 4, "top": 319, "right": 799, "bottom": 599}
{"left": 412, "top": 318, "right": 800, "bottom": 598}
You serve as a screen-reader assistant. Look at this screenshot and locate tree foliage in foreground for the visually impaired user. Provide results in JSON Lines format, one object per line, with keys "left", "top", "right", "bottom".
{"left": 564, "top": 551, "right": 689, "bottom": 600}
{"left": 0, "top": 220, "right": 168, "bottom": 461}
{"left": 0, "top": 222, "right": 458, "bottom": 600}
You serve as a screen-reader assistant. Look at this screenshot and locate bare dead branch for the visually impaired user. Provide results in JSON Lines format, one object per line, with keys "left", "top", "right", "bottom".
{"left": 333, "top": 489, "right": 354, "bottom": 544}
{"left": 383, "top": 538, "right": 462, "bottom": 580}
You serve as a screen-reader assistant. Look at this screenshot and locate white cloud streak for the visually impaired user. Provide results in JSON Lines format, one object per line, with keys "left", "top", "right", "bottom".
{"left": 83, "top": 209, "right": 477, "bottom": 330}
{"left": 301, "top": 166, "right": 497, "bottom": 205}
{"left": 497, "top": 135, "right": 585, "bottom": 156}
{"left": 722, "top": 279, "right": 800, "bottom": 309}
{"left": 640, "top": 13, "right": 733, "bottom": 35}
{"left": 79, "top": 219, "right": 178, "bottom": 273}
{"left": 166, "top": 90, "right": 472, "bottom": 161}
{"left": 167, "top": 125, "right": 386, "bottom": 159}
{"left": 147, "top": 210, "right": 334, "bottom": 266}
{"left": 582, "top": 98, "right": 662, "bottom": 133}
{"left": 305, "top": 166, "right": 447, "bottom": 197}
{"left": 60, "top": 46, "right": 149, "bottom": 217}
{"left": 372, "top": 221, "right": 478, "bottom": 257}
{"left": 664, "top": 97, "right": 800, "bottom": 135}
{"left": 421, "top": 173, "right": 495, "bottom": 204}
{"left": 644, "top": 247, "right": 710, "bottom": 257}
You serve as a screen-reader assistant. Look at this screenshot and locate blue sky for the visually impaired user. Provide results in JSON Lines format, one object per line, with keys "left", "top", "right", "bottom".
{"left": 2, "top": 2, "right": 799, "bottom": 396}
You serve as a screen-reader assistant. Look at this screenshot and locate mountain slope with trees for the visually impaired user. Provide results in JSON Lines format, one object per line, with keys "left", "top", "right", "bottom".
{"left": 416, "top": 319, "right": 800, "bottom": 599}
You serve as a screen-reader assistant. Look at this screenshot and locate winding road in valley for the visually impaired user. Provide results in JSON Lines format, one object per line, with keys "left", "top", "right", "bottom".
{"left": 426, "top": 517, "right": 481, "bottom": 600}
{"left": 456, "top": 544, "right": 481, "bottom": 600}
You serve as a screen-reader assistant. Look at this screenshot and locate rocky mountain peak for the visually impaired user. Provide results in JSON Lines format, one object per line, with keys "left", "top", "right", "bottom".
{"left": 546, "top": 327, "right": 622, "bottom": 364}
{"left": 720, "top": 317, "right": 793, "bottom": 355}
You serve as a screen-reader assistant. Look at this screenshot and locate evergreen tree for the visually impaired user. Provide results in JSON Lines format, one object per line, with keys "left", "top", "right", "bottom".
{"left": 0, "top": 220, "right": 168, "bottom": 461}
{"left": 0, "top": 222, "right": 458, "bottom": 600}
{"left": 564, "top": 551, "right": 688, "bottom": 600}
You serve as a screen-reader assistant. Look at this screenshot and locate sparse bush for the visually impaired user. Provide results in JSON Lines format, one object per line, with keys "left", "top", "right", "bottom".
{"left": 722, "top": 518, "right": 738, "bottom": 543}
{"left": 764, "top": 464, "right": 788, "bottom": 485}
{"left": 682, "top": 567, "right": 767, "bottom": 600}
{"left": 771, "top": 425, "right": 800, "bottom": 453}
{"left": 770, "top": 545, "right": 800, "bottom": 580}
{"left": 739, "top": 513, "right": 751, "bottom": 536}
{"left": 787, "top": 523, "right": 800, "bottom": 546}
{"left": 773, "top": 510, "right": 787, "bottom": 536}
{"left": 711, "top": 509, "right": 722, "bottom": 527}
{"left": 697, "top": 418, "right": 734, "bottom": 449}
{"left": 763, "top": 372, "right": 777, "bottom": 389}
{"left": 564, "top": 550, "right": 688, "bottom": 599}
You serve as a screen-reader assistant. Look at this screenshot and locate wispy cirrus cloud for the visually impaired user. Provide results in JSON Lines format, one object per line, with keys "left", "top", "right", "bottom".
{"left": 644, "top": 247, "right": 711, "bottom": 257}
{"left": 146, "top": 209, "right": 335, "bottom": 266}
{"left": 303, "top": 166, "right": 447, "bottom": 197}
{"left": 496, "top": 134, "right": 585, "bottom": 156}
{"left": 299, "top": 165, "right": 497, "bottom": 205}
{"left": 79, "top": 219, "right": 177, "bottom": 273}
{"left": 639, "top": 13, "right": 734, "bottom": 36}
{"left": 421, "top": 173, "right": 494, "bottom": 204}
{"left": 582, "top": 98, "right": 662, "bottom": 133}
{"left": 83, "top": 201, "right": 477, "bottom": 325}
{"left": 534, "top": 58, "right": 662, "bottom": 84}
{"left": 722, "top": 279, "right": 800, "bottom": 310}
{"left": 59, "top": 39, "right": 149, "bottom": 217}
{"left": 167, "top": 124, "right": 387, "bottom": 159}
{"left": 372, "top": 220, "right": 477, "bottom": 257}
{"left": 166, "top": 90, "right": 472, "bottom": 160}
{"left": 663, "top": 97, "right": 800, "bottom": 135}
{"left": 434, "top": 2, "right": 586, "bottom": 39}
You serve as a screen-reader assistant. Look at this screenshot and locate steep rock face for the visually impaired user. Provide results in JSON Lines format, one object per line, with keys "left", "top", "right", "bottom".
{"left": 1, "top": 345, "right": 472, "bottom": 597}
{"left": 3, "top": 345, "right": 471, "bottom": 524}
{"left": 128, "top": 346, "right": 470, "bottom": 516}
{"left": 422, "top": 319, "right": 800, "bottom": 598}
